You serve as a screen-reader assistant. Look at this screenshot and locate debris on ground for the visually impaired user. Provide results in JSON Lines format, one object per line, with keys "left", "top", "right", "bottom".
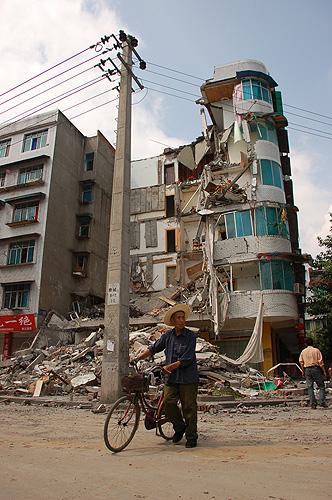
{"left": 0, "top": 304, "right": 311, "bottom": 403}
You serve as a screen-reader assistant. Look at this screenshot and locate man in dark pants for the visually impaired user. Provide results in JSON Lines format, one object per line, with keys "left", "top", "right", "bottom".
{"left": 299, "top": 337, "right": 327, "bottom": 409}
{"left": 131, "top": 304, "right": 199, "bottom": 448}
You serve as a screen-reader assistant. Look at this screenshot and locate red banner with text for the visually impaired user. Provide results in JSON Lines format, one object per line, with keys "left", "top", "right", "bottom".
{"left": 0, "top": 314, "right": 36, "bottom": 332}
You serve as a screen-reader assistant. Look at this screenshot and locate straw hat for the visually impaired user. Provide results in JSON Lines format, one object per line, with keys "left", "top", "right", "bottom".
{"left": 164, "top": 303, "right": 191, "bottom": 327}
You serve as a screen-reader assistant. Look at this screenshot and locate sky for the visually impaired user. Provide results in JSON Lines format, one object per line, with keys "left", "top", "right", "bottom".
{"left": 0, "top": 0, "right": 331, "bottom": 258}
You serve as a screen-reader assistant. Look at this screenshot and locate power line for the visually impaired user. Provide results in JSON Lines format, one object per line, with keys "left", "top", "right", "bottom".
{"left": 0, "top": 46, "right": 92, "bottom": 100}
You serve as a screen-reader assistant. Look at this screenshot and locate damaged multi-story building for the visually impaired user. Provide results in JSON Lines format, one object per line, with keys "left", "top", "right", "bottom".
{"left": 130, "top": 60, "right": 306, "bottom": 372}
{"left": 0, "top": 110, "right": 114, "bottom": 355}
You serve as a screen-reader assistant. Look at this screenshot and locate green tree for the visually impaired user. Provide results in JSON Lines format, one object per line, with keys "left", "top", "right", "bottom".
{"left": 307, "top": 213, "right": 332, "bottom": 360}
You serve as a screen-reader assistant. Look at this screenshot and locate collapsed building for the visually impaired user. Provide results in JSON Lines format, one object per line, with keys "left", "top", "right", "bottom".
{"left": 0, "top": 60, "right": 306, "bottom": 376}
{"left": 129, "top": 60, "right": 306, "bottom": 373}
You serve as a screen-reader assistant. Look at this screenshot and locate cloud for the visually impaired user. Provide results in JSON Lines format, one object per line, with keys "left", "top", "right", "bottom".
{"left": 291, "top": 148, "right": 331, "bottom": 258}
{"left": 0, "top": 0, "right": 186, "bottom": 160}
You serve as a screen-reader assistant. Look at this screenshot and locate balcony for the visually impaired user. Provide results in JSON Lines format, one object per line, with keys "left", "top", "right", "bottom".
{"left": 227, "top": 289, "right": 298, "bottom": 321}
{"left": 214, "top": 235, "right": 292, "bottom": 264}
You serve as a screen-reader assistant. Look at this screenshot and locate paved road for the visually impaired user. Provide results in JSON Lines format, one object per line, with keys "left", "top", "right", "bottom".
{"left": 1, "top": 401, "right": 331, "bottom": 500}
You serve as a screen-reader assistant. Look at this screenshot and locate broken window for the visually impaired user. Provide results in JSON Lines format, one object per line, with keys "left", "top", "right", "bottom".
{"left": 78, "top": 218, "right": 91, "bottom": 238}
{"left": 82, "top": 183, "right": 93, "bottom": 203}
{"left": 249, "top": 119, "right": 277, "bottom": 144}
{"left": 85, "top": 152, "right": 94, "bottom": 171}
{"left": 0, "top": 138, "right": 11, "bottom": 157}
{"left": 242, "top": 79, "right": 271, "bottom": 104}
{"left": 73, "top": 254, "right": 88, "bottom": 276}
{"left": 0, "top": 171, "right": 6, "bottom": 187}
{"left": 164, "top": 164, "right": 175, "bottom": 184}
{"left": 8, "top": 240, "right": 35, "bottom": 265}
{"left": 166, "top": 195, "right": 175, "bottom": 217}
{"left": 166, "top": 265, "right": 177, "bottom": 286}
{"left": 255, "top": 207, "right": 289, "bottom": 237}
{"left": 13, "top": 200, "right": 39, "bottom": 223}
{"left": 260, "top": 260, "right": 293, "bottom": 291}
{"left": 145, "top": 220, "right": 158, "bottom": 247}
{"left": 225, "top": 210, "right": 253, "bottom": 239}
{"left": 23, "top": 130, "right": 47, "bottom": 152}
{"left": 166, "top": 229, "right": 176, "bottom": 252}
{"left": 18, "top": 164, "right": 43, "bottom": 184}
{"left": 260, "top": 159, "right": 283, "bottom": 189}
{"left": 3, "top": 283, "right": 31, "bottom": 308}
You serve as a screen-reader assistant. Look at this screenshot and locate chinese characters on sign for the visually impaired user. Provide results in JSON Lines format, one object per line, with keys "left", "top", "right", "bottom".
{"left": 107, "top": 284, "right": 119, "bottom": 305}
{"left": 0, "top": 314, "right": 36, "bottom": 332}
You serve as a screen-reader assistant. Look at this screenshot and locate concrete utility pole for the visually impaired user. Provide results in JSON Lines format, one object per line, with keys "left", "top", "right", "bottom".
{"left": 100, "top": 41, "right": 133, "bottom": 404}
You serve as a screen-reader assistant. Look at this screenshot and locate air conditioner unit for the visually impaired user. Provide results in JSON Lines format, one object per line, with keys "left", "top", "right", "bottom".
{"left": 293, "top": 283, "right": 305, "bottom": 295}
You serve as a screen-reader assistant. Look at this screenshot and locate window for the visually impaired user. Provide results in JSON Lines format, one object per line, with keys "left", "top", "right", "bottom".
{"left": 85, "top": 152, "right": 94, "bottom": 171}
{"left": 0, "top": 138, "right": 11, "bottom": 158}
{"left": 249, "top": 119, "right": 277, "bottom": 144}
{"left": 13, "top": 200, "right": 39, "bottom": 223}
{"left": 82, "top": 183, "right": 92, "bottom": 203}
{"left": 166, "top": 229, "right": 176, "bottom": 252}
{"left": 225, "top": 210, "right": 253, "bottom": 239}
{"left": 255, "top": 207, "right": 289, "bottom": 237}
{"left": 79, "top": 218, "right": 90, "bottom": 237}
{"left": 73, "top": 254, "right": 88, "bottom": 276}
{"left": 164, "top": 164, "right": 175, "bottom": 184}
{"left": 166, "top": 265, "right": 177, "bottom": 286}
{"left": 260, "top": 159, "right": 283, "bottom": 188}
{"left": 166, "top": 195, "right": 175, "bottom": 217}
{"left": 18, "top": 165, "right": 43, "bottom": 184}
{"left": 0, "top": 171, "right": 6, "bottom": 187}
{"left": 23, "top": 130, "right": 47, "bottom": 152}
{"left": 3, "top": 283, "right": 31, "bottom": 308}
{"left": 260, "top": 260, "right": 293, "bottom": 291}
{"left": 242, "top": 79, "right": 271, "bottom": 104}
{"left": 8, "top": 240, "right": 35, "bottom": 265}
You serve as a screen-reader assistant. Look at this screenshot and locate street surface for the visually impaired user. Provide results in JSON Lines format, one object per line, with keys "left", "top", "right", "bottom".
{"left": 1, "top": 401, "right": 331, "bottom": 500}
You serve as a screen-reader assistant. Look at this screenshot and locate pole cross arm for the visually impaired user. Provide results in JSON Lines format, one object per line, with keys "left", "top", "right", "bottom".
{"left": 117, "top": 53, "right": 144, "bottom": 90}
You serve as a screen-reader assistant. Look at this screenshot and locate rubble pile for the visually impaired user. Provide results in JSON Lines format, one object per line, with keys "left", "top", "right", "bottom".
{"left": 0, "top": 328, "right": 104, "bottom": 399}
{"left": 129, "top": 326, "right": 266, "bottom": 397}
{"left": 0, "top": 310, "right": 304, "bottom": 402}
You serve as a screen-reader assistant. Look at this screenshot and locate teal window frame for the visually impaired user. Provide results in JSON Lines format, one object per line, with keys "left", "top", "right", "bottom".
{"left": 225, "top": 210, "right": 253, "bottom": 239}
{"left": 260, "top": 159, "right": 283, "bottom": 188}
{"left": 255, "top": 207, "right": 289, "bottom": 237}
{"left": 79, "top": 218, "right": 90, "bottom": 237}
{"left": 18, "top": 164, "right": 43, "bottom": 184}
{"left": 82, "top": 183, "right": 92, "bottom": 202}
{"left": 23, "top": 130, "right": 48, "bottom": 152}
{"left": 249, "top": 119, "right": 277, "bottom": 145}
{"left": 260, "top": 260, "right": 293, "bottom": 291}
{"left": 13, "top": 200, "right": 39, "bottom": 223}
{"left": 3, "top": 283, "right": 31, "bottom": 308}
{"left": 8, "top": 240, "right": 35, "bottom": 265}
{"left": 85, "top": 152, "right": 94, "bottom": 171}
{"left": 0, "top": 138, "right": 11, "bottom": 158}
{"left": 242, "top": 79, "right": 271, "bottom": 104}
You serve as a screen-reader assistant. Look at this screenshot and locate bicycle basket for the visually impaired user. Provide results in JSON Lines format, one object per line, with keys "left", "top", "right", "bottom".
{"left": 122, "top": 374, "right": 149, "bottom": 393}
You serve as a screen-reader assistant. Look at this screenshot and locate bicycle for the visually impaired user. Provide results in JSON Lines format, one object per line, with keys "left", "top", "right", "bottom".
{"left": 103, "top": 363, "right": 174, "bottom": 452}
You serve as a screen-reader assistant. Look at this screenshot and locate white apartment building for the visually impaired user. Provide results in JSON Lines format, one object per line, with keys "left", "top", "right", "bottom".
{"left": 0, "top": 110, "right": 114, "bottom": 355}
{"left": 130, "top": 60, "right": 306, "bottom": 372}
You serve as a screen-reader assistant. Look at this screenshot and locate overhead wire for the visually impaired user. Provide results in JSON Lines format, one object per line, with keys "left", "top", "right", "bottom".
{"left": 0, "top": 46, "right": 92, "bottom": 100}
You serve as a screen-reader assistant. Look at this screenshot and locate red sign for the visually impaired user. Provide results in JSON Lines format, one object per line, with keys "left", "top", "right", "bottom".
{"left": 3, "top": 332, "right": 12, "bottom": 359}
{"left": 0, "top": 314, "right": 36, "bottom": 332}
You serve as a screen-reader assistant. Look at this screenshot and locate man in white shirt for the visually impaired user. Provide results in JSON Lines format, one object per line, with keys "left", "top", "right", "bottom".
{"left": 299, "top": 337, "right": 327, "bottom": 409}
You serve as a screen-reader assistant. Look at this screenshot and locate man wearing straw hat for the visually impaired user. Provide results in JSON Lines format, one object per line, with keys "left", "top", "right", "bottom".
{"left": 131, "top": 303, "right": 199, "bottom": 448}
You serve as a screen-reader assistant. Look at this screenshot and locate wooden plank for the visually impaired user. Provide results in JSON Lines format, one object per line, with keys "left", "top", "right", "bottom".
{"left": 158, "top": 295, "right": 177, "bottom": 306}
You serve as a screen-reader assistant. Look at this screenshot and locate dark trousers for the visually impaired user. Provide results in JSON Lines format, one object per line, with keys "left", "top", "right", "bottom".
{"left": 163, "top": 382, "right": 198, "bottom": 441}
{"left": 305, "top": 366, "right": 326, "bottom": 405}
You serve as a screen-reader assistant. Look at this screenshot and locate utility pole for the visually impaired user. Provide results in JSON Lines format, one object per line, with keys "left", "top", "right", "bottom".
{"left": 100, "top": 33, "right": 145, "bottom": 403}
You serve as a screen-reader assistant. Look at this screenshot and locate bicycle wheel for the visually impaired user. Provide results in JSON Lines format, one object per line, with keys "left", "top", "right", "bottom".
{"left": 104, "top": 395, "right": 140, "bottom": 452}
{"left": 157, "top": 401, "right": 174, "bottom": 440}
